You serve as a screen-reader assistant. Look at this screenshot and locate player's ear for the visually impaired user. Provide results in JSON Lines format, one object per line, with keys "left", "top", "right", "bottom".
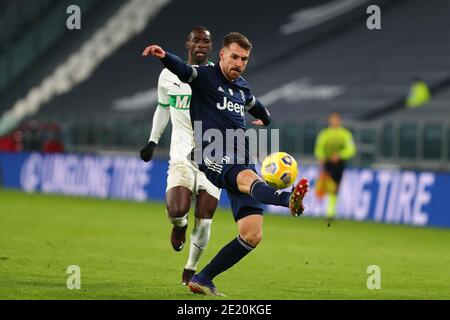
{"left": 219, "top": 49, "right": 224, "bottom": 60}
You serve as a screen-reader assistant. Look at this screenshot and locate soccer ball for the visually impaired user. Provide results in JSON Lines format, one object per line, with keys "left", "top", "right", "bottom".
{"left": 261, "top": 152, "right": 299, "bottom": 189}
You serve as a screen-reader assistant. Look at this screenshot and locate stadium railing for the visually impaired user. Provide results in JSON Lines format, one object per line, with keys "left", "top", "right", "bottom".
{"left": 30, "top": 115, "right": 450, "bottom": 172}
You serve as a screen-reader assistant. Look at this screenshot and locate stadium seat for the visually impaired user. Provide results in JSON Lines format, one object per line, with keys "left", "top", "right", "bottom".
{"left": 11, "top": 29, "right": 37, "bottom": 80}
{"left": 0, "top": 52, "right": 7, "bottom": 91}
{"left": 281, "top": 124, "right": 300, "bottom": 155}
{"left": 381, "top": 124, "right": 394, "bottom": 159}
{"left": 303, "top": 122, "right": 319, "bottom": 156}
{"left": 358, "top": 128, "right": 377, "bottom": 165}
{"left": 399, "top": 124, "right": 418, "bottom": 159}
{"left": 0, "top": 0, "right": 102, "bottom": 97}
{"left": 423, "top": 124, "right": 443, "bottom": 160}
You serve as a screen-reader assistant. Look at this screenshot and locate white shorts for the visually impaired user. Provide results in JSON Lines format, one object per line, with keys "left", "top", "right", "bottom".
{"left": 166, "top": 161, "right": 221, "bottom": 200}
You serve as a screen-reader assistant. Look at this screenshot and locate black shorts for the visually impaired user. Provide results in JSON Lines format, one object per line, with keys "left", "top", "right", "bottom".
{"left": 199, "top": 157, "right": 264, "bottom": 222}
{"left": 324, "top": 160, "right": 345, "bottom": 186}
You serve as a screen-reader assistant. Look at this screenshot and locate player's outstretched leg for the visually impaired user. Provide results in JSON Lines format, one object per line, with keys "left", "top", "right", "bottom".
{"left": 249, "top": 176, "right": 309, "bottom": 216}
{"left": 188, "top": 274, "right": 226, "bottom": 296}
{"left": 188, "top": 234, "right": 254, "bottom": 296}
{"left": 188, "top": 214, "right": 262, "bottom": 296}
{"left": 229, "top": 168, "right": 309, "bottom": 216}
{"left": 289, "top": 179, "right": 309, "bottom": 217}
{"left": 166, "top": 187, "right": 192, "bottom": 252}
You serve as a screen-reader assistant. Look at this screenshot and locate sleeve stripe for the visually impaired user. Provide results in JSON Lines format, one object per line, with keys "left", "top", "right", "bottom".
{"left": 158, "top": 102, "right": 170, "bottom": 108}
{"left": 245, "top": 96, "right": 256, "bottom": 111}
{"left": 188, "top": 67, "right": 198, "bottom": 83}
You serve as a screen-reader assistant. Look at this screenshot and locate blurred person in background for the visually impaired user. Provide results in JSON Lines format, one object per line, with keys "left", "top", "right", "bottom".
{"left": 406, "top": 76, "right": 431, "bottom": 108}
{"left": 0, "top": 129, "right": 23, "bottom": 152}
{"left": 22, "top": 120, "right": 43, "bottom": 152}
{"left": 42, "top": 124, "right": 64, "bottom": 153}
{"left": 314, "top": 112, "right": 356, "bottom": 226}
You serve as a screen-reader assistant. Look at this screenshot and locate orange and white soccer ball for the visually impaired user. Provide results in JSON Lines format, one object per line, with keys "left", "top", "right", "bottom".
{"left": 261, "top": 152, "right": 299, "bottom": 189}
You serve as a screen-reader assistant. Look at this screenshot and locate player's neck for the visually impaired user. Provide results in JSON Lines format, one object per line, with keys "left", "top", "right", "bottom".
{"left": 188, "top": 58, "right": 209, "bottom": 66}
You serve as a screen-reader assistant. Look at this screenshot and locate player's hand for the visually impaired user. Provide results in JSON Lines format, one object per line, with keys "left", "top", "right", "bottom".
{"left": 142, "top": 45, "right": 166, "bottom": 59}
{"left": 140, "top": 141, "right": 157, "bottom": 162}
{"left": 251, "top": 119, "right": 264, "bottom": 126}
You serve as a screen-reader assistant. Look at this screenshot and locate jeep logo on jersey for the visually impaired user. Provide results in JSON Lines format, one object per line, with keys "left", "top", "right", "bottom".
{"left": 216, "top": 97, "right": 244, "bottom": 117}
{"left": 169, "top": 94, "right": 191, "bottom": 109}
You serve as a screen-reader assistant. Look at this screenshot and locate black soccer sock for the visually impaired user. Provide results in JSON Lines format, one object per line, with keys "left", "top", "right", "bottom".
{"left": 198, "top": 235, "right": 254, "bottom": 281}
{"left": 250, "top": 180, "right": 290, "bottom": 208}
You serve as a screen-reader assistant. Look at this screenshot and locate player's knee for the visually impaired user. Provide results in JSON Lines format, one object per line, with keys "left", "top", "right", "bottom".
{"left": 166, "top": 203, "right": 189, "bottom": 218}
{"left": 236, "top": 170, "right": 260, "bottom": 194}
{"left": 241, "top": 231, "right": 263, "bottom": 247}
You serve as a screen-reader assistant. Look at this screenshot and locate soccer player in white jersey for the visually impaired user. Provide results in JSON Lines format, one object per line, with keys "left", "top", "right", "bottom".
{"left": 139, "top": 27, "right": 220, "bottom": 285}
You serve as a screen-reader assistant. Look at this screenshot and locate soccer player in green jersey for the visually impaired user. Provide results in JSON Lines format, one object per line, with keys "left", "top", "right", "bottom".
{"left": 140, "top": 27, "right": 221, "bottom": 285}
{"left": 314, "top": 112, "right": 356, "bottom": 225}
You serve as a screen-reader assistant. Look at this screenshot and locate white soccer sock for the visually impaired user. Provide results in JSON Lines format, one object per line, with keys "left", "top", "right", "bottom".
{"left": 185, "top": 218, "right": 212, "bottom": 271}
{"left": 168, "top": 212, "right": 188, "bottom": 228}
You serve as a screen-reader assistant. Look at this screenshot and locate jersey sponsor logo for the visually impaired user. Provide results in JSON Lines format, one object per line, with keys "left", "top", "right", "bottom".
{"left": 216, "top": 96, "right": 245, "bottom": 117}
{"left": 169, "top": 94, "right": 191, "bottom": 109}
{"left": 218, "top": 86, "right": 225, "bottom": 93}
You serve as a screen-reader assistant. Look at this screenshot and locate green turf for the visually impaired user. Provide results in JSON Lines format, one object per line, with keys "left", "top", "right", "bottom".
{"left": 1, "top": 188, "right": 449, "bottom": 300}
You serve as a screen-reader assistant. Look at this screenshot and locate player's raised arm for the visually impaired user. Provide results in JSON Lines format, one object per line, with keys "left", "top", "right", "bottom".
{"left": 142, "top": 44, "right": 166, "bottom": 58}
{"left": 142, "top": 44, "right": 196, "bottom": 83}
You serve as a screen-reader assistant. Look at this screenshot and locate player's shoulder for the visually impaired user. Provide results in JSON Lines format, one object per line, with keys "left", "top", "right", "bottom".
{"left": 341, "top": 127, "right": 354, "bottom": 136}
{"left": 190, "top": 62, "right": 216, "bottom": 83}
{"left": 235, "top": 76, "right": 251, "bottom": 90}
{"left": 318, "top": 128, "right": 328, "bottom": 136}
{"left": 319, "top": 127, "right": 334, "bottom": 137}
{"left": 159, "top": 68, "right": 174, "bottom": 79}
{"left": 159, "top": 68, "right": 179, "bottom": 84}
{"left": 192, "top": 62, "right": 215, "bottom": 72}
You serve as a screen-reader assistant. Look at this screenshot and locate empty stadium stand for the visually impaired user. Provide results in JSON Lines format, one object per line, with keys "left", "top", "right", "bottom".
{"left": 247, "top": 0, "right": 450, "bottom": 121}
{"left": 34, "top": 0, "right": 369, "bottom": 118}
{"left": 0, "top": 0, "right": 114, "bottom": 95}
{"left": 0, "top": 0, "right": 449, "bottom": 170}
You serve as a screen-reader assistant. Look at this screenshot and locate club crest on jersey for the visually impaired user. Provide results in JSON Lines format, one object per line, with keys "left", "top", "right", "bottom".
{"left": 217, "top": 96, "right": 244, "bottom": 117}
{"left": 239, "top": 90, "right": 245, "bottom": 101}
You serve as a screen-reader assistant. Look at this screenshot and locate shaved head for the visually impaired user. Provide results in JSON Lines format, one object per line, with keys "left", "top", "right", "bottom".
{"left": 187, "top": 26, "right": 212, "bottom": 42}
{"left": 186, "top": 26, "right": 213, "bottom": 65}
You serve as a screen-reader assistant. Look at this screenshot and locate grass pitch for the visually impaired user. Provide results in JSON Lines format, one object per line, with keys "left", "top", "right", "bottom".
{"left": 1, "top": 188, "right": 449, "bottom": 300}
